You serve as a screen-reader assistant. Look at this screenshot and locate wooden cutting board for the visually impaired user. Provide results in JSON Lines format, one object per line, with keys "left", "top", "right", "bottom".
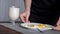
{"left": 0, "top": 25, "right": 23, "bottom": 34}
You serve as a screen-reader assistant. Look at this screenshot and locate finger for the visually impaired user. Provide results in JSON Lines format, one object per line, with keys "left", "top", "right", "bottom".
{"left": 57, "top": 21, "right": 60, "bottom": 26}
{"left": 57, "top": 26, "right": 60, "bottom": 28}
{"left": 26, "top": 21, "right": 30, "bottom": 23}
{"left": 20, "top": 15, "right": 26, "bottom": 23}
{"left": 28, "top": 21, "right": 30, "bottom": 23}
{"left": 57, "top": 23, "right": 60, "bottom": 26}
{"left": 55, "top": 27, "right": 60, "bottom": 30}
{"left": 54, "top": 26, "right": 60, "bottom": 30}
{"left": 26, "top": 15, "right": 29, "bottom": 23}
{"left": 26, "top": 17, "right": 28, "bottom": 23}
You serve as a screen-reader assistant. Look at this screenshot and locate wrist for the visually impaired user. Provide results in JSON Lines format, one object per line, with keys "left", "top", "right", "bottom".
{"left": 25, "top": 7, "right": 30, "bottom": 10}
{"left": 25, "top": 8, "right": 30, "bottom": 12}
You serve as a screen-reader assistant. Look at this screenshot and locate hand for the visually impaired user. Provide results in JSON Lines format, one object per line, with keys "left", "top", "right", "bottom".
{"left": 20, "top": 10, "right": 30, "bottom": 23}
{"left": 54, "top": 19, "right": 60, "bottom": 30}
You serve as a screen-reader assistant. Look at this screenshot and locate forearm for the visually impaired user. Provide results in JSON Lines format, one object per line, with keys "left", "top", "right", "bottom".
{"left": 24, "top": 0, "right": 32, "bottom": 11}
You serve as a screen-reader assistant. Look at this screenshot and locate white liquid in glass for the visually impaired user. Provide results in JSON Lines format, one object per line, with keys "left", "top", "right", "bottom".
{"left": 9, "top": 6, "right": 19, "bottom": 25}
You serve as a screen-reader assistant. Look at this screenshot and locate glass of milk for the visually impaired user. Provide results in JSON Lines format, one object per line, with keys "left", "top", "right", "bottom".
{"left": 9, "top": 6, "right": 20, "bottom": 25}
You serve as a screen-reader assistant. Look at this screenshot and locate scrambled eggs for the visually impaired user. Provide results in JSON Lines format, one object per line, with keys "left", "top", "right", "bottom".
{"left": 27, "top": 24, "right": 50, "bottom": 29}
{"left": 37, "top": 24, "right": 45, "bottom": 28}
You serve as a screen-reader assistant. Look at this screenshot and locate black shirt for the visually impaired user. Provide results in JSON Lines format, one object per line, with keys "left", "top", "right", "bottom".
{"left": 31, "top": 0, "right": 56, "bottom": 8}
{"left": 29, "top": 0, "right": 58, "bottom": 25}
{"left": 31, "top": 0, "right": 56, "bottom": 15}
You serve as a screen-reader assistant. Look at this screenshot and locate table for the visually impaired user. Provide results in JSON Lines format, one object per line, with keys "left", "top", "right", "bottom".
{"left": 0, "top": 25, "right": 23, "bottom": 34}
{"left": 0, "top": 23, "right": 60, "bottom": 34}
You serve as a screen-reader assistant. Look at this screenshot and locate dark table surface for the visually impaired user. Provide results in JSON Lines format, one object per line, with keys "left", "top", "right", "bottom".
{"left": 0, "top": 25, "right": 23, "bottom": 34}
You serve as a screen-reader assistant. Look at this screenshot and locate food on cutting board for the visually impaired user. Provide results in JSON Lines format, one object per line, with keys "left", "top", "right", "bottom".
{"left": 27, "top": 24, "right": 51, "bottom": 29}
{"left": 37, "top": 24, "right": 51, "bottom": 29}
{"left": 28, "top": 25, "right": 34, "bottom": 28}
{"left": 37, "top": 24, "right": 45, "bottom": 28}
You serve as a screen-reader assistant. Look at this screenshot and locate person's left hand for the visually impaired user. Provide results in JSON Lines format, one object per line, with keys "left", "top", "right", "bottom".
{"left": 54, "top": 18, "right": 60, "bottom": 30}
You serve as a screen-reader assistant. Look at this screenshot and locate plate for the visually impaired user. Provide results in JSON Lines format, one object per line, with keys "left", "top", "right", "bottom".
{"left": 20, "top": 23, "right": 54, "bottom": 31}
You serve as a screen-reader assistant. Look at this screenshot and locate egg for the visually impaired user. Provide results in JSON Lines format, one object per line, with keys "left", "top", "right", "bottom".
{"left": 37, "top": 24, "right": 45, "bottom": 28}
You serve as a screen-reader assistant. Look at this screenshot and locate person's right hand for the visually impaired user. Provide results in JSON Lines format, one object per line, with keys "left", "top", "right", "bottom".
{"left": 20, "top": 10, "right": 30, "bottom": 23}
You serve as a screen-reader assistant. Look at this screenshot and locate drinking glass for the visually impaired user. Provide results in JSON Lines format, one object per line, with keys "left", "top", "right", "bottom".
{"left": 9, "top": 6, "right": 19, "bottom": 25}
